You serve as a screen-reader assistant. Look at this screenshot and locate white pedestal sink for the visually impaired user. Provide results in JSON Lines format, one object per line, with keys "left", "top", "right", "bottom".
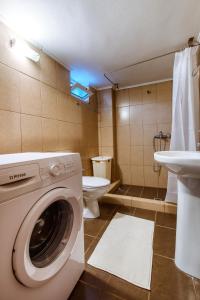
{"left": 154, "top": 151, "right": 200, "bottom": 279}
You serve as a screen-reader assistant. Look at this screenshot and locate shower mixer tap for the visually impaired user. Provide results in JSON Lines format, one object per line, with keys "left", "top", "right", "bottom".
{"left": 153, "top": 131, "right": 171, "bottom": 173}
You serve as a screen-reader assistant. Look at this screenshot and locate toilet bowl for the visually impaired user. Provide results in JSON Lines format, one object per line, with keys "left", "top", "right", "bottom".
{"left": 82, "top": 176, "right": 110, "bottom": 219}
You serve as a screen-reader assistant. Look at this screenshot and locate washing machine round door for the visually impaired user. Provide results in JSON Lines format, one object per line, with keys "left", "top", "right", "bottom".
{"left": 12, "top": 188, "right": 82, "bottom": 288}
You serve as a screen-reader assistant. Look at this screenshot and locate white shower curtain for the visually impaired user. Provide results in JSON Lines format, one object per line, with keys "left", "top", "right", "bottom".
{"left": 166, "top": 46, "right": 199, "bottom": 203}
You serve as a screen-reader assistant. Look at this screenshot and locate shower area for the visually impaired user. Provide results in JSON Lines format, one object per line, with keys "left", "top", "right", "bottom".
{"left": 109, "top": 80, "right": 173, "bottom": 201}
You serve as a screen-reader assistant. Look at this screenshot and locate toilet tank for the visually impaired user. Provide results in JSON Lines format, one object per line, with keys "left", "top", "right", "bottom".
{"left": 91, "top": 156, "right": 112, "bottom": 180}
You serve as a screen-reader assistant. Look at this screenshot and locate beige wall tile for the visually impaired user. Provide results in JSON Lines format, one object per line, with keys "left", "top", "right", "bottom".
{"left": 57, "top": 92, "right": 67, "bottom": 121}
{"left": 98, "top": 89, "right": 112, "bottom": 111}
{"left": 118, "top": 165, "right": 131, "bottom": 184}
{"left": 56, "top": 62, "right": 69, "bottom": 93}
{"left": 21, "top": 114, "right": 42, "bottom": 151}
{"left": 130, "top": 105, "right": 143, "bottom": 125}
{"left": 116, "top": 89, "right": 129, "bottom": 107}
{"left": 20, "top": 74, "right": 41, "bottom": 116}
{"left": 87, "top": 124, "right": 98, "bottom": 148}
{"left": 58, "top": 121, "right": 81, "bottom": 151}
{"left": 42, "top": 118, "right": 59, "bottom": 151}
{"left": 117, "top": 146, "right": 130, "bottom": 165}
{"left": 98, "top": 125, "right": 102, "bottom": 148}
{"left": 87, "top": 147, "right": 99, "bottom": 159}
{"left": 131, "top": 165, "right": 144, "bottom": 186}
{"left": 143, "top": 145, "right": 154, "bottom": 166}
{"left": 66, "top": 72, "right": 70, "bottom": 95}
{"left": 131, "top": 146, "right": 143, "bottom": 165}
{"left": 143, "top": 124, "right": 157, "bottom": 146}
{"left": 144, "top": 166, "right": 159, "bottom": 187}
{"left": 129, "top": 87, "right": 142, "bottom": 106}
{"left": 100, "top": 147, "right": 114, "bottom": 157}
{"left": 142, "top": 84, "right": 157, "bottom": 104}
{"left": 116, "top": 125, "right": 130, "bottom": 147}
{"left": 157, "top": 81, "right": 172, "bottom": 103}
{"left": 66, "top": 97, "right": 81, "bottom": 124}
{"left": 100, "top": 109, "right": 113, "bottom": 126}
{"left": 100, "top": 126, "right": 113, "bottom": 147}
{"left": 0, "top": 110, "right": 21, "bottom": 153}
{"left": 130, "top": 123, "right": 143, "bottom": 146}
{"left": 142, "top": 103, "right": 157, "bottom": 124}
{"left": 116, "top": 106, "right": 130, "bottom": 126}
{"left": 0, "top": 63, "right": 20, "bottom": 112}
{"left": 41, "top": 84, "right": 58, "bottom": 119}
{"left": 156, "top": 101, "right": 172, "bottom": 123}
{"left": 158, "top": 167, "right": 168, "bottom": 188}
{"left": 58, "top": 121, "right": 71, "bottom": 150}
{"left": 114, "top": 81, "right": 172, "bottom": 188}
{"left": 40, "top": 53, "right": 56, "bottom": 87}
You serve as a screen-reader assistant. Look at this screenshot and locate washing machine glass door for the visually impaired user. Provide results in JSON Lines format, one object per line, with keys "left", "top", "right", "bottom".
{"left": 13, "top": 188, "right": 82, "bottom": 288}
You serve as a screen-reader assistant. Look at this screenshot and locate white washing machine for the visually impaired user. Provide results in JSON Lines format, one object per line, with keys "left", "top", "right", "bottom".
{"left": 0, "top": 152, "right": 84, "bottom": 300}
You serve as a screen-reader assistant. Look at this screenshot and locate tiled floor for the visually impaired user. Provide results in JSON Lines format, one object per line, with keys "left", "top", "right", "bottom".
{"left": 112, "top": 185, "right": 167, "bottom": 201}
{"left": 69, "top": 203, "right": 199, "bottom": 300}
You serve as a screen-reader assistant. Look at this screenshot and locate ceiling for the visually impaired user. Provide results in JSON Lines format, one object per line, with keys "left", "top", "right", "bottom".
{"left": 0, "top": 0, "right": 200, "bottom": 88}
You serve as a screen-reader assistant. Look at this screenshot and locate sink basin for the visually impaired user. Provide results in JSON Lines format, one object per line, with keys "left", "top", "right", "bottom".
{"left": 154, "top": 151, "right": 200, "bottom": 177}
{"left": 154, "top": 151, "right": 200, "bottom": 279}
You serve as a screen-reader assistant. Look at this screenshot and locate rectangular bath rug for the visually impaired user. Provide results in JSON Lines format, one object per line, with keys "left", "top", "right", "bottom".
{"left": 88, "top": 212, "right": 154, "bottom": 290}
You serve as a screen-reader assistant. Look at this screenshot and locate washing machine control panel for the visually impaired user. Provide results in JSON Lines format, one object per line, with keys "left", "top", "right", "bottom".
{"left": 40, "top": 155, "right": 81, "bottom": 186}
{"left": 0, "top": 153, "right": 82, "bottom": 203}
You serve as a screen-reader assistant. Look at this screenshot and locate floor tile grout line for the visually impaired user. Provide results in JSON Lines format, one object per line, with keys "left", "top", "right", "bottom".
{"left": 84, "top": 233, "right": 96, "bottom": 238}
{"left": 84, "top": 235, "right": 96, "bottom": 255}
{"left": 97, "top": 207, "right": 118, "bottom": 239}
{"left": 140, "top": 186, "right": 144, "bottom": 198}
{"left": 84, "top": 235, "right": 100, "bottom": 258}
{"left": 156, "top": 224, "right": 176, "bottom": 230}
{"left": 154, "top": 253, "right": 175, "bottom": 261}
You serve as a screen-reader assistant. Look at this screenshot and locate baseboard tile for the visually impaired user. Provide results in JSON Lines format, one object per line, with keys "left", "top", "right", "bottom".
{"left": 102, "top": 193, "right": 177, "bottom": 215}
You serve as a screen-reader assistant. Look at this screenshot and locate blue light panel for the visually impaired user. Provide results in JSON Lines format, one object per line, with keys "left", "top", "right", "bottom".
{"left": 71, "top": 87, "right": 89, "bottom": 101}
{"left": 70, "top": 79, "right": 89, "bottom": 102}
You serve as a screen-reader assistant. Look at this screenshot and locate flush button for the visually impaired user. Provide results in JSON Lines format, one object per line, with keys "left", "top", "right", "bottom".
{"left": 49, "top": 164, "right": 61, "bottom": 177}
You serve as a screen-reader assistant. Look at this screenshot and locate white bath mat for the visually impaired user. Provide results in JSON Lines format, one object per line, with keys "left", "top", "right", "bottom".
{"left": 88, "top": 212, "right": 154, "bottom": 290}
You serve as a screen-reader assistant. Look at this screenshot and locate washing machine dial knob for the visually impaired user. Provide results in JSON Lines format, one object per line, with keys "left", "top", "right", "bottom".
{"left": 49, "top": 164, "right": 61, "bottom": 176}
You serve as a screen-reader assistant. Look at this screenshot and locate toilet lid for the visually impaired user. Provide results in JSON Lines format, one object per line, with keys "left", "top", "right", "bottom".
{"left": 82, "top": 176, "right": 110, "bottom": 188}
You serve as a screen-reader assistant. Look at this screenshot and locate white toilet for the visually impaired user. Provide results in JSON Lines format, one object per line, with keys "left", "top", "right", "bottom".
{"left": 82, "top": 176, "right": 110, "bottom": 218}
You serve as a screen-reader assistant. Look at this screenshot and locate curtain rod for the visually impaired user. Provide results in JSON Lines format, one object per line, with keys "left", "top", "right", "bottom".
{"left": 104, "top": 38, "right": 200, "bottom": 87}
{"left": 111, "top": 43, "right": 200, "bottom": 73}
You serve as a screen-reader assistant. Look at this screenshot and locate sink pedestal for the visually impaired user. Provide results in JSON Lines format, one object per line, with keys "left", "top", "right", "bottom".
{"left": 175, "top": 177, "right": 200, "bottom": 279}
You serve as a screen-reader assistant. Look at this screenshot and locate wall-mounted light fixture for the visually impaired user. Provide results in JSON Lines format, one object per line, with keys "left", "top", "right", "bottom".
{"left": 10, "top": 38, "right": 40, "bottom": 62}
{"left": 70, "top": 79, "right": 93, "bottom": 102}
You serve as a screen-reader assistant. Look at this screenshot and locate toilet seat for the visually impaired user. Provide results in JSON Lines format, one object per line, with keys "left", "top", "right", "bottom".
{"left": 82, "top": 176, "right": 110, "bottom": 189}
